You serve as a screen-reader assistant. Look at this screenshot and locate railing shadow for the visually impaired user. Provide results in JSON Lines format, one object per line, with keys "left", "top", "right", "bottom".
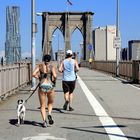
{"left": 61, "top": 126, "right": 140, "bottom": 140}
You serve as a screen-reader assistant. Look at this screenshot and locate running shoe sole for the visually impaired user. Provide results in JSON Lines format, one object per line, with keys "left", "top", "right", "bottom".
{"left": 48, "top": 115, "right": 54, "bottom": 125}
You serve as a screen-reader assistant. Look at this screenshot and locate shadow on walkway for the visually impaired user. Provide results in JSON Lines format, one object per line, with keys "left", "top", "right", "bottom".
{"left": 9, "top": 119, "right": 43, "bottom": 127}
{"left": 61, "top": 126, "right": 140, "bottom": 140}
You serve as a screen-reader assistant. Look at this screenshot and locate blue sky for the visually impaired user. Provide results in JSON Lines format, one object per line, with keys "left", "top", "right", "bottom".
{"left": 0, "top": 0, "right": 140, "bottom": 59}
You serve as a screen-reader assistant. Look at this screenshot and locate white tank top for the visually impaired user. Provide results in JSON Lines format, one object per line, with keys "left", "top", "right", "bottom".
{"left": 62, "top": 59, "right": 76, "bottom": 81}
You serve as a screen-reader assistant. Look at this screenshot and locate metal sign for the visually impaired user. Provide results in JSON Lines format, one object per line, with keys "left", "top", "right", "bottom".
{"left": 113, "top": 37, "right": 121, "bottom": 48}
{"left": 88, "top": 44, "right": 92, "bottom": 50}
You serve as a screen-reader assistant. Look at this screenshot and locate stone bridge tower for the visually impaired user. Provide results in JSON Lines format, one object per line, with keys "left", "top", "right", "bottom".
{"left": 42, "top": 12, "right": 94, "bottom": 60}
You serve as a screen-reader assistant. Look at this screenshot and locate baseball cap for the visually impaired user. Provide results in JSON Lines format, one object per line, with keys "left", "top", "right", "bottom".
{"left": 66, "top": 50, "right": 73, "bottom": 55}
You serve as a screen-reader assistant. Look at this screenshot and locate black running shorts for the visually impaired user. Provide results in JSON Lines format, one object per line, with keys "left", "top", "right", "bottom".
{"left": 62, "top": 81, "right": 76, "bottom": 94}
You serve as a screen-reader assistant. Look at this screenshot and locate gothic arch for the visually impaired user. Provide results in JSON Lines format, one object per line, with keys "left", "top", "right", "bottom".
{"left": 42, "top": 12, "right": 94, "bottom": 60}
{"left": 51, "top": 27, "right": 63, "bottom": 40}
{"left": 70, "top": 26, "right": 83, "bottom": 37}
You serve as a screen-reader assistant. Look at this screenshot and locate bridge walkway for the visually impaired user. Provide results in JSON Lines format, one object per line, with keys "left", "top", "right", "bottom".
{"left": 0, "top": 67, "right": 140, "bottom": 140}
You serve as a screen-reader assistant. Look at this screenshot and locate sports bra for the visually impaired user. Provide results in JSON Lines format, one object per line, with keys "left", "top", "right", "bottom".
{"left": 38, "top": 64, "right": 53, "bottom": 82}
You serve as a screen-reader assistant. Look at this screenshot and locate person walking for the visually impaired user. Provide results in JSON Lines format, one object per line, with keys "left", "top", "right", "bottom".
{"left": 58, "top": 50, "right": 79, "bottom": 111}
{"left": 32, "top": 54, "right": 57, "bottom": 127}
{"left": 88, "top": 58, "right": 93, "bottom": 69}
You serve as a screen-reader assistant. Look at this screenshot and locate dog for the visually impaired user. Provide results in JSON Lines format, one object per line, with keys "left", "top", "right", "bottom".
{"left": 16, "top": 99, "right": 26, "bottom": 126}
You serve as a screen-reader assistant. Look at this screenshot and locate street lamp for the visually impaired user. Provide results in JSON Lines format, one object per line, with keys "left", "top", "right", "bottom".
{"left": 80, "top": 42, "right": 83, "bottom": 61}
{"left": 36, "top": 12, "right": 42, "bottom": 16}
{"left": 57, "top": 34, "right": 61, "bottom": 67}
{"left": 31, "top": 0, "right": 37, "bottom": 88}
{"left": 116, "top": 0, "right": 120, "bottom": 77}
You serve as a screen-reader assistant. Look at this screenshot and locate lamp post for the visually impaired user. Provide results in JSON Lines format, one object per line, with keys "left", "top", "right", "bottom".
{"left": 57, "top": 33, "right": 60, "bottom": 59}
{"left": 116, "top": 0, "right": 120, "bottom": 77}
{"left": 80, "top": 42, "right": 83, "bottom": 61}
{"left": 57, "top": 34, "right": 61, "bottom": 67}
{"left": 31, "top": 0, "right": 36, "bottom": 88}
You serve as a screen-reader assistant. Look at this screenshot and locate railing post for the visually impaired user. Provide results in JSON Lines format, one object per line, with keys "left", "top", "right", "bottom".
{"left": 132, "top": 60, "right": 139, "bottom": 83}
{"left": 18, "top": 63, "right": 20, "bottom": 87}
{"left": 28, "top": 63, "right": 31, "bottom": 84}
{"left": 138, "top": 62, "right": 140, "bottom": 84}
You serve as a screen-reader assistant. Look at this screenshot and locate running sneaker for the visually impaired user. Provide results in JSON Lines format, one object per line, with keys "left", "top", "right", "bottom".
{"left": 63, "top": 101, "right": 69, "bottom": 110}
{"left": 48, "top": 115, "right": 54, "bottom": 125}
{"left": 42, "top": 121, "right": 47, "bottom": 128}
{"left": 69, "top": 106, "right": 74, "bottom": 111}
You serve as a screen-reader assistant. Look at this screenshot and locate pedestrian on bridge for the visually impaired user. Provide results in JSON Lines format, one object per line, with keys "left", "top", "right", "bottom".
{"left": 32, "top": 54, "right": 57, "bottom": 127}
{"left": 58, "top": 50, "right": 79, "bottom": 111}
{"left": 88, "top": 58, "right": 93, "bottom": 69}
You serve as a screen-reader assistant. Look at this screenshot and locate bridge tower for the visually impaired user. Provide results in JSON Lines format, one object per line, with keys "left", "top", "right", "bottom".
{"left": 41, "top": 12, "right": 94, "bottom": 60}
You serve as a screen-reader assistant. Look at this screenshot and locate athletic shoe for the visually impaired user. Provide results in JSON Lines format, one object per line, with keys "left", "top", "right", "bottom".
{"left": 48, "top": 115, "right": 54, "bottom": 125}
{"left": 42, "top": 121, "right": 47, "bottom": 128}
{"left": 69, "top": 106, "right": 74, "bottom": 111}
{"left": 63, "top": 101, "right": 69, "bottom": 110}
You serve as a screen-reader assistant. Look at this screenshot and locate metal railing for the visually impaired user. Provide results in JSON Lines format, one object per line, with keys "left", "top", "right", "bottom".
{"left": 0, "top": 63, "right": 31, "bottom": 99}
{"left": 80, "top": 60, "right": 140, "bottom": 84}
{"left": 0, "top": 60, "right": 139, "bottom": 100}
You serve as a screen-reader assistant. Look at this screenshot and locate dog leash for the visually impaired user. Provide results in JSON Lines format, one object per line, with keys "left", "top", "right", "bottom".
{"left": 25, "top": 82, "right": 40, "bottom": 103}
